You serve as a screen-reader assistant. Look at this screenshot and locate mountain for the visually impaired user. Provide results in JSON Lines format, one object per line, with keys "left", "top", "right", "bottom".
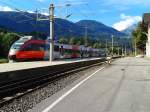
{"left": 0, "top": 11, "right": 126, "bottom": 39}
{"left": 122, "top": 24, "right": 137, "bottom": 37}
{"left": 0, "top": 11, "right": 81, "bottom": 36}
{"left": 76, "top": 20, "right": 126, "bottom": 38}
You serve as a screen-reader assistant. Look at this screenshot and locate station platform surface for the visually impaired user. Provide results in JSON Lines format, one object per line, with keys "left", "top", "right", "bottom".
{"left": 0, "top": 58, "right": 103, "bottom": 73}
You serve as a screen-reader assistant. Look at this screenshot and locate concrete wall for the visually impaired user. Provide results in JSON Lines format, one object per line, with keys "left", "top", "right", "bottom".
{"left": 146, "top": 26, "right": 150, "bottom": 58}
{"left": 0, "top": 58, "right": 106, "bottom": 86}
{"left": 146, "top": 42, "right": 150, "bottom": 57}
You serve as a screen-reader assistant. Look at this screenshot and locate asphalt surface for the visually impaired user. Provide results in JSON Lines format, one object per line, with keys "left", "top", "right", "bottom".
{"left": 30, "top": 57, "right": 150, "bottom": 112}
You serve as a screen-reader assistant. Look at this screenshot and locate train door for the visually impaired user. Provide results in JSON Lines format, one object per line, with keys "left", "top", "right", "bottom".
{"left": 54, "top": 45, "right": 60, "bottom": 59}
{"left": 22, "top": 43, "right": 44, "bottom": 60}
{"left": 32, "top": 43, "right": 45, "bottom": 60}
{"left": 17, "top": 44, "right": 34, "bottom": 60}
{"left": 60, "top": 45, "right": 64, "bottom": 58}
{"left": 44, "top": 44, "right": 49, "bottom": 60}
{"left": 72, "top": 45, "right": 79, "bottom": 58}
{"left": 44, "top": 44, "right": 60, "bottom": 60}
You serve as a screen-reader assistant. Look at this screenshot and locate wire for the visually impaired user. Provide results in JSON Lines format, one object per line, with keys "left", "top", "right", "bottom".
{"left": 0, "top": 0, "right": 14, "bottom": 8}
{"left": 17, "top": 18, "right": 34, "bottom": 23}
{"left": 15, "top": 8, "right": 35, "bottom": 19}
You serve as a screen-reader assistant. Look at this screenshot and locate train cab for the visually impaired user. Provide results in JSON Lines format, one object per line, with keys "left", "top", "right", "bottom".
{"left": 17, "top": 40, "right": 45, "bottom": 61}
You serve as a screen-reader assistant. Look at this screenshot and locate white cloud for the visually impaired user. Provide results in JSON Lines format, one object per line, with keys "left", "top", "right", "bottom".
{"left": 41, "top": 12, "right": 49, "bottom": 16}
{"left": 0, "top": 6, "right": 14, "bottom": 12}
{"left": 112, "top": 13, "right": 142, "bottom": 31}
{"left": 27, "top": 10, "right": 35, "bottom": 13}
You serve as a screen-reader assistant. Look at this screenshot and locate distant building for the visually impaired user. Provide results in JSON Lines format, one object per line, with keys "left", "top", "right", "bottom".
{"left": 142, "top": 13, "right": 150, "bottom": 58}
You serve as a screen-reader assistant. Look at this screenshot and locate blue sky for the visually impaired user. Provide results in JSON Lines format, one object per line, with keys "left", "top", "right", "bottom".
{"left": 0, "top": 0, "right": 150, "bottom": 31}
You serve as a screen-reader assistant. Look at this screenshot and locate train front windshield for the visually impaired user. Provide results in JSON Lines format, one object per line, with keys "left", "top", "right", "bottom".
{"left": 12, "top": 44, "right": 22, "bottom": 50}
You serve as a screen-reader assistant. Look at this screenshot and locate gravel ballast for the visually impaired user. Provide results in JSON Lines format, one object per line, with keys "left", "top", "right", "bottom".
{"left": 0, "top": 64, "right": 103, "bottom": 112}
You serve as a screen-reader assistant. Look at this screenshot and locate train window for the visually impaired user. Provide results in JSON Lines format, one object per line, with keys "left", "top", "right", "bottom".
{"left": 68, "top": 49, "right": 72, "bottom": 53}
{"left": 12, "top": 44, "right": 22, "bottom": 49}
{"left": 45, "top": 44, "right": 50, "bottom": 50}
{"left": 22, "top": 44, "right": 43, "bottom": 51}
{"left": 77, "top": 50, "right": 80, "bottom": 54}
{"left": 31, "top": 44, "right": 40, "bottom": 51}
{"left": 60, "top": 46, "right": 64, "bottom": 55}
{"left": 23, "top": 44, "right": 32, "bottom": 51}
{"left": 39, "top": 44, "right": 45, "bottom": 51}
{"left": 32, "top": 44, "right": 45, "bottom": 51}
{"left": 65, "top": 49, "right": 71, "bottom": 54}
{"left": 54, "top": 45, "right": 59, "bottom": 52}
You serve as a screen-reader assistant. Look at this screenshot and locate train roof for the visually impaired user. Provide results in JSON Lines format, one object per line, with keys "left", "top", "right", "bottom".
{"left": 60, "top": 44, "right": 72, "bottom": 49}
{"left": 92, "top": 49, "right": 100, "bottom": 52}
{"left": 20, "top": 36, "right": 33, "bottom": 40}
{"left": 15, "top": 36, "right": 34, "bottom": 44}
{"left": 13, "top": 38, "right": 106, "bottom": 51}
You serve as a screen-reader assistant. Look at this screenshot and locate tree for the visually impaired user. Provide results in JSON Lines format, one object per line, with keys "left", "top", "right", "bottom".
{"left": 93, "top": 42, "right": 101, "bottom": 48}
{"left": 1, "top": 33, "right": 20, "bottom": 56}
{"left": 28, "top": 31, "right": 47, "bottom": 40}
{"left": 132, "top": 22, "right": 147, "bottom": 54}
{"left": 76, "top": 41, "right": 81, "bottom": 45}
{"left": 0, "top": 33, "right": 4, "bottom": 57}
{"left": 59, "top": 37, "right": 68, "bottom": 44}
{"left": 69, "top": 37, "right": 76, "bottom": 45}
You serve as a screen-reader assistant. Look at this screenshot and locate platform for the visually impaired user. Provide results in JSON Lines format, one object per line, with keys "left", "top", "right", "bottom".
{"left": 30, "top": 57, "right": 150, "bottom": 112}
{"left": 0, "top": 58, "right": 103, "bottom": 73}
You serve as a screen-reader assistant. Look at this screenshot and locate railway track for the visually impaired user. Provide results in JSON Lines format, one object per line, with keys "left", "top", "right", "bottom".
{"left": 0, "top": 60, "right": 107, "bottom": 107}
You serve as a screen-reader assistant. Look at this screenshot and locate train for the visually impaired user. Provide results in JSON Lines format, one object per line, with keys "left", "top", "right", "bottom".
{"left": 8, "top": 36, "right": 106, "bottom": 62}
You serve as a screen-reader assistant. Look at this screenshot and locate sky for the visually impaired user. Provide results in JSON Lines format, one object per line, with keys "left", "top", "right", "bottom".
{"left": 0, "top": 0, "right": 150, "bottom": 31}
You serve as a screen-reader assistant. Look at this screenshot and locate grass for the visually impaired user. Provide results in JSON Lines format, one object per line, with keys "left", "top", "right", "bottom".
{"left": 0, "top": 57, "right": 8, "bottom": 63}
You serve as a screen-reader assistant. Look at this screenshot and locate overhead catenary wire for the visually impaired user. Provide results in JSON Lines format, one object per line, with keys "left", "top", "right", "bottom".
{"left": 17, "top": 18, "right": 34, "bottom": 23}
{"left": 15, "top": 8, "right": 35, "bottom": 19}
{"left": 0, "top": 0, "right": 37, "bottom": 22}
{"left": 0, "top": 0, "right": 94, "bottom": 37}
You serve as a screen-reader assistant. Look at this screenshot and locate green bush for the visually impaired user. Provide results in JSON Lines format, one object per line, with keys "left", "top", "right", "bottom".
{"left": 0, "top": 32, "right": 20, "bottom": 57}
{"left": 0, "top": 58, "right": 8, "bottom": 63}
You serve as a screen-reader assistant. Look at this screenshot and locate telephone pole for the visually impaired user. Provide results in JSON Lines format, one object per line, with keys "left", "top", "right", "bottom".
{"left": 105, "top": 39, "right": 108, "bottom": 56}
{"left": 111, "top": 35, "right": 114, "bottom": 55}
{"left": 134, "top": 38, "right": 137, "bottom": 56}
{"left": 118, "top": 47, "right": 120, "bottom": 55}
{"left": 37, "top": 3, "right": 87, "bottom": 61}
{"left": 37, "top": 4, "right": 55, "bottom": 61}
{"left": 84, "top": 25, "right": 88, "bottom": 46}
{"left": 117, "top": 43, "right": 120, "bottom": 56}
{"left": 125, "top": 45, "right": 127, "bottom": 56}
{"left": 122, "top": 44, "right": 124, "bottom": 56}
{"left": 49, "top": 4, "right": 55, "bottom": 61}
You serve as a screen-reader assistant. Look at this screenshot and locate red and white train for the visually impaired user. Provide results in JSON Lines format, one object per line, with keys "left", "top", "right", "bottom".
{"left": 8, "top": 36, "right": 106, "bottom": 61}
